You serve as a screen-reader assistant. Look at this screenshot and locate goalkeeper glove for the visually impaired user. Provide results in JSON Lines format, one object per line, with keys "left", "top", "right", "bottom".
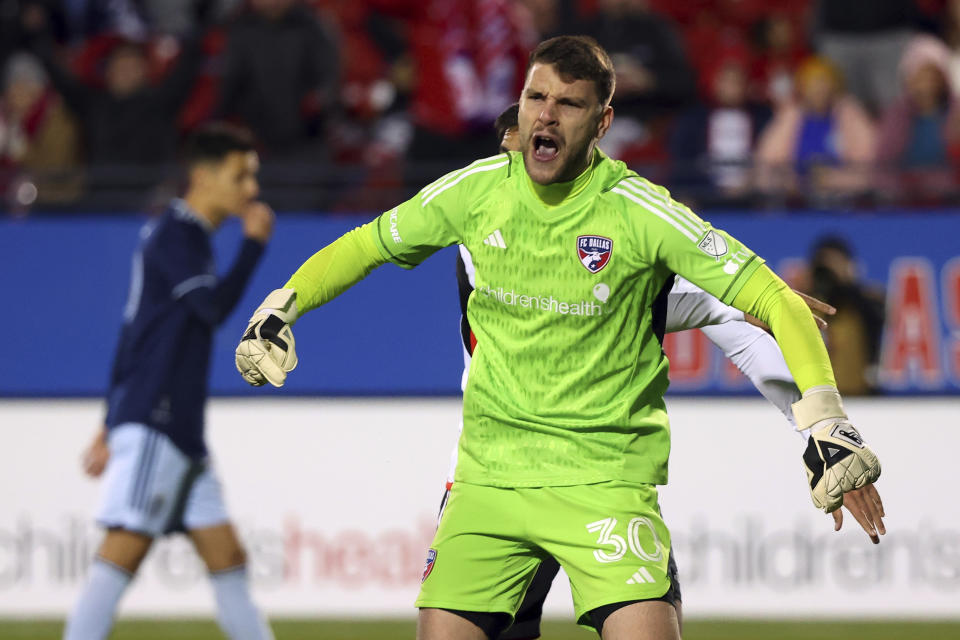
{"left": 792, "top": 386, "right": 881, "bottom": 513}
{"left": 235, "top": 288, "right": 299, "bottom": 387}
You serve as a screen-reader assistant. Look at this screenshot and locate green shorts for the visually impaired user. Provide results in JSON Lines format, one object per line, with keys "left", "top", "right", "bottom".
{"left": 416, "top": 480, "right": 673, "bottom": 628}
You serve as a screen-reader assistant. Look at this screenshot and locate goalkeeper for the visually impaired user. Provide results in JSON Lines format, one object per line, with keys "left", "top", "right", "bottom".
{"left": 442, "top": 104, "right": 883, "bottom": 640}
{"left": 237, "top": 36, "right": 882, "bottom": 640}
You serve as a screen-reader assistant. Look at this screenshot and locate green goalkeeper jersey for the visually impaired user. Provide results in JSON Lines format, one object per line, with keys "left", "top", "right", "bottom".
{"left": 369, "top": 149, "right": 764, "bottom": 487}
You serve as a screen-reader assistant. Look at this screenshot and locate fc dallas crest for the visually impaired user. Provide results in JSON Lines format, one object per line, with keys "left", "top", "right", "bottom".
{"left": 577, "top": 235, "right": 613, "bottom": 273}
{"left": 421, "top": 548, "right": 437, "bottom": 583}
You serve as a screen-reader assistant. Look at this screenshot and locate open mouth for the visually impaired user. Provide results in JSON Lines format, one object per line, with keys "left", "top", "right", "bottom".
{"left": 532, "top": 133, "right": 560, "bottom": 162}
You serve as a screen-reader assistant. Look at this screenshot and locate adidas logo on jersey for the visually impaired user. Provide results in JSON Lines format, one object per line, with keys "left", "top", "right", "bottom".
{"left": 483, "top": 229, "right": 507, "bottom": 249}
{"left": 626, "top": 567, "right": 656, "bottom": 585}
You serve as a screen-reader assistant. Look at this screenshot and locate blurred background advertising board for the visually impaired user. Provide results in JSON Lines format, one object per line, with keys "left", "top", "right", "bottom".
{"left": 0, "top": 397, "right": 955, "bottom": 619}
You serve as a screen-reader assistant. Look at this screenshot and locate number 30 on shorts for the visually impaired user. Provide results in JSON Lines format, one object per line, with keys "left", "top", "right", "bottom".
{"left": 585, "top": 517, "right": 664, "bottom": 564}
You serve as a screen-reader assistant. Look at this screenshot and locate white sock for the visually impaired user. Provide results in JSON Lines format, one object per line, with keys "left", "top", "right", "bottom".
{"left": 63, "top": 559, "right": 132, "bottom": 640}
{"left": 210, "top": 566, "right": 274, "bottom": 640}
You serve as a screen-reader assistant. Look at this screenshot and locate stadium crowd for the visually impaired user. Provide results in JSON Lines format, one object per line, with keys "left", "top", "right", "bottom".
{"left": 0, "top": 0, "right": 957, "bottom": 213}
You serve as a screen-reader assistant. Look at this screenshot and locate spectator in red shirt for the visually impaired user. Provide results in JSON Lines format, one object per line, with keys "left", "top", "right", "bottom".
{"left": 750, "top": 12, "right": 809, "bottom": 107}
{"left": 369, "top": 0, "right": 527, "bottom": 185}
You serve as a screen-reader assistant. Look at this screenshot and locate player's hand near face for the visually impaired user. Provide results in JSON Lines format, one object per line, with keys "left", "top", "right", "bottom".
{"left": 832, "top": 483, "right": 886, "bottom": 544}
{"left": 82, "top": 427, "right": 110, "bottom": 478}
{"left": 241, "top": 201, "right": 275, "bottom": 244}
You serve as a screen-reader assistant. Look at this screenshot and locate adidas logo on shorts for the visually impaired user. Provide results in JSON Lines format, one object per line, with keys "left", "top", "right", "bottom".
{"left": 626, "top": 567, "right": 656, "bottom": 585}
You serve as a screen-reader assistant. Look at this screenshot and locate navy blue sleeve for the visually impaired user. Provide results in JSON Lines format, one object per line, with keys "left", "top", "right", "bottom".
{"left": 154, "top": 223, "right": 217, "bottom": 298}
{"left": 179, "top": 238, "right": 265, "bottom": 326}
{"left": 153, "top": 223, "right": 265, "bottom": 327}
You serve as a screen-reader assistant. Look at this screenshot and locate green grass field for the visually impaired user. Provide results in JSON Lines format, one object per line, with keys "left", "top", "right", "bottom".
{"left": 2, "top": 619, "right": 957, "bottom": 640}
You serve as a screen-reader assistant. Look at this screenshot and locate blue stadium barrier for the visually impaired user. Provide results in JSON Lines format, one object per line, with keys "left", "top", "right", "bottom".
{"left": 2, "top": 211, "right": 958, "bottom": 396}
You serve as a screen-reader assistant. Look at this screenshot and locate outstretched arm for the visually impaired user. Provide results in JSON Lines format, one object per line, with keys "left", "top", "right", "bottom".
{"left": 285, "top": 223, "right": 387, "bottom": 315}
{"left": 665, "top": 276, "right": 744, "bottom": 332}
{"left": 699, "top": 319, "right": 885, "bottom": 543}
{"left": 619, "top": 177, "right": 881, "bottom": 522}
{"left": 669, "top": 278, "right": 885, "bottom": 541}
{"left": 730, "top": 265, "right": 881, "bottom": 514}
{"left": 666, "top": 276, "right": 825, "bottom": 423}
{"left": 234, "top": 223, "right": 386, "bottom": 387}
{"left": 730, "top": 265, "right": 833, "bottom": 393}
{"left": 236, "top": 156, "right": 500, "bottom": 387}
{"left": 700, "top": 320, "right": 800, "bottom": 425}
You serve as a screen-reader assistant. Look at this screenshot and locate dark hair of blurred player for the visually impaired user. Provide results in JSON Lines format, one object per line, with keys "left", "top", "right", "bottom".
{"left": 494, "top": 102, "right": 521, "bottom": 152}
{"left": 181, "top": 122, "right": 261, "bottom": 225}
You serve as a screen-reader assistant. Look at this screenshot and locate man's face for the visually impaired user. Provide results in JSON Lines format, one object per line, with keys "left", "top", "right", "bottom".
{"left": 106, "top": 49, "right": 148, "bottom": 97}
{"left": 907, "top": 63, "right": 946, "bottom": 108}
{"left": 197, "top": 151, "right": 260, "bottom": 215}
{"left": 518, "top": 63, "right": 612, "bottom": 185}
{"left": 499, "top": 125, "right": 521, "bottom": 153}
{"left": 800, "top": 70, "right": 835, "bottom": 114}
{"left": 4, "top": 77, "right": 44, "bottom": 117}
{"left": 713, "top": 64, "right": 747, "bottom": 107}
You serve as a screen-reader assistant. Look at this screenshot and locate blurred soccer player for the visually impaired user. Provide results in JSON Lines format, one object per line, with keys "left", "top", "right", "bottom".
{"left": 65, "top": 124, "right": 275, "bottom": 640}
{"left": 237, "top": 36, "right": 883, "bottom": 640}
{"left": 444, "top": 104, "right": 883, "bottom": 640}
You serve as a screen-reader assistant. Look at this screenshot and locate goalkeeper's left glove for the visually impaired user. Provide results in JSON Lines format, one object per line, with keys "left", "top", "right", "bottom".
{"left": 235, "top": 288, "right": 299, "bottom": 387}
{"left": 792, "top": 386, "right": 881, "bottom": 513}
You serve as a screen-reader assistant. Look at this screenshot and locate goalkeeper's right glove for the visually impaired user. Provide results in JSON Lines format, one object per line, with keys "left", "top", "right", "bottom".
{"left": 235, "top": 288, "right": 299, "bottom": 387}
{"left": 792, "top": 386, "right": 881, "bottom": 513}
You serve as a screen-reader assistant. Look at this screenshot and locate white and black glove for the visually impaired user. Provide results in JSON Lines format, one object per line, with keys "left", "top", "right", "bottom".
{"left": 235, "top": 288, "right": 299, "bottom": 387}
{"left": 792, "top": 386, "right": 881, "bottom": 513}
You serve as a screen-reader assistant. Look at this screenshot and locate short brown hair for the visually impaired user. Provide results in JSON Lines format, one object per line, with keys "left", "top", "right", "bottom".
{"left": 527, "top": 36, "right": 616, "bottom": 107}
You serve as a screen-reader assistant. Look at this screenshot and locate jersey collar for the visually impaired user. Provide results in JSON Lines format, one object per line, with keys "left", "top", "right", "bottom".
{"left": 170, "top": 198, "right": 214, "bottom": 234}
{"left": 519, "top": 148, "right": 607, "bottom": 218}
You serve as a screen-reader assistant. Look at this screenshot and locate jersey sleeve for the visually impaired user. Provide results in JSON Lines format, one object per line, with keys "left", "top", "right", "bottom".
{"left": 152, "top": 222, "right": 266, "bottom": 326}
{"left": 732, "top": 265, "right": 836, "bottom": 393}
{"left": 700, "top": 321, "right": 803, "bottom": 430}
{"left": 180, "top": 238, "right": 264, "bottom": 327}
{"left": 615, "top": 177, "right": 764, "bottom": 305}
{"left": 665, "top": 276, "right": 744, "bottom": 333}
{"left": 369, "top": 155, "right": 509, "bottom": 268}
{"left": 151, "top": 223, "right": 216, "bottom": 298}
{"left": 284, "top": 223, "right": 387, "bottom": 315}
